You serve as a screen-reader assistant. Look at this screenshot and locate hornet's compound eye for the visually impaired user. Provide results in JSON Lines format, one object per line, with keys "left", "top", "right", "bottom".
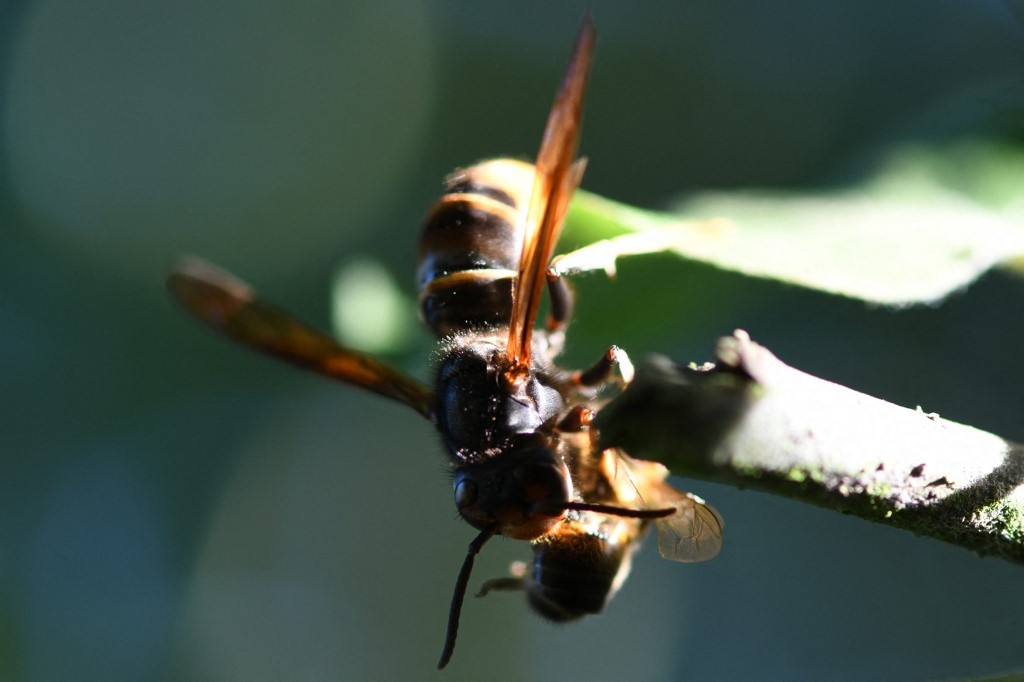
{"left": 454, "top": 478, "right": 478, "bottom": 513}
{"left": 453, "top": 472, "right": 494, "bottom": 532}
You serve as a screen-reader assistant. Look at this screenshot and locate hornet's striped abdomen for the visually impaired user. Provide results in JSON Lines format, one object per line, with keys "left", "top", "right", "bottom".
{"left": 417, "top": 159, "right": 536, "bottom": 338}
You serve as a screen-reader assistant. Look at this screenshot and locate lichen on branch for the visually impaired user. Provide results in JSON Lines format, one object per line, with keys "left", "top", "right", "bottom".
{"left": 595, "top": 331, "right": 1024, "bottom": 564}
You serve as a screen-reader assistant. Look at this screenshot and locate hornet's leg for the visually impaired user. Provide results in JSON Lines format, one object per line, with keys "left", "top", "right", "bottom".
{"left": 573, "top": 345, "right": 635, "bottom": 388}
{"left": 542, "top": 272, "right": 574, "bottom": 357}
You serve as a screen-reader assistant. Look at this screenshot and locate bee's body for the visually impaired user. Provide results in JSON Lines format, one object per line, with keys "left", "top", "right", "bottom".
{"left": 481, "top": 435, "right": 652, "bottom": 622}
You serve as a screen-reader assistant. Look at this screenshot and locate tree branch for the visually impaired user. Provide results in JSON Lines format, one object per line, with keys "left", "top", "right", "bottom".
{"left": 595, "top": 330, "right": 1024, "bottom": 565}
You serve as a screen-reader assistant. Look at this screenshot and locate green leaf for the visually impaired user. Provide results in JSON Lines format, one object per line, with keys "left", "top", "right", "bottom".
{"left": 566, "top": 143, "right": 1024, "bottom": 306}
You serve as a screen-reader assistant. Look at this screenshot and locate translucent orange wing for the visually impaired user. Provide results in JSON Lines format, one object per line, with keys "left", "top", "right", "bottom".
{"left": 168, "top": 257, "right": 434, "bottom": 419}
{"left": 506, "top": 15, "right": 595, "bottom": 371}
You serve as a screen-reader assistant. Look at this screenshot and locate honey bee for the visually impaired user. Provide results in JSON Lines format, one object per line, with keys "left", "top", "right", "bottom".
{"left": 167, "top": 16, "right": 722, "bottom": 670}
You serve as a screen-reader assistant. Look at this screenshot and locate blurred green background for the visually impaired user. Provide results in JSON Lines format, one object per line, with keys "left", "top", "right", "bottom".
{"left": 3, "top": 1, "right": 1024, "bottom": 680}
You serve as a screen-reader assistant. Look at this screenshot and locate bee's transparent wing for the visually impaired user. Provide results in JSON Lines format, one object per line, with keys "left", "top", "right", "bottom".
{"left": 655, "top": 489, "right": 724, "bottom": 563}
